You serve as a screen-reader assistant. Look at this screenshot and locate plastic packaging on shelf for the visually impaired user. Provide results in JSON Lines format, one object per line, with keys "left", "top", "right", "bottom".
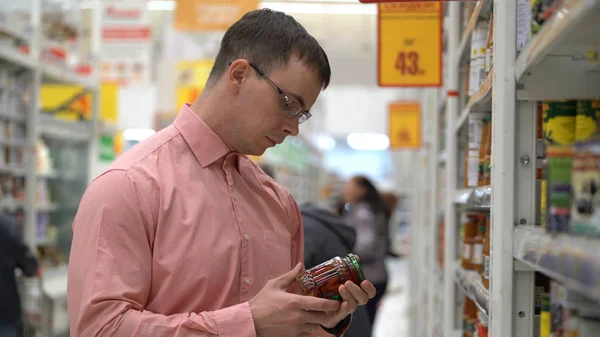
{"left": 546, "top": 146, "right": 573, "bottom": 233}
{"left": 468, "top": 22, "right": 488, "bottom": 96}
{"left": 461, "top": 214, "right": 478, "bottom": 270}
{"left": 543, "top": 101, "right": 577, "bottom": 146}
{"left": 482, "top": 214, "right": 491, "bottom": 289}
{"left": 466, "top": 113, "right": 490, "bottom": 188}
{"left": 570, "top": 140, "right": 600, "bottom": 236}
{"left": 575, "top": 100, "right": 598, "bottom": 143}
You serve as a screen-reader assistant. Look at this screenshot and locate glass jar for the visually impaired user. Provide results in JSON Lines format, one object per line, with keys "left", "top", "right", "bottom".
{"left": 296, "top": 254, "right": 365, "bottom": 301}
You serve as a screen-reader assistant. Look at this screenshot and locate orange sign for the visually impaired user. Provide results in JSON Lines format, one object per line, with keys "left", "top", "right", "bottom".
{"left": 174, "top": 0, "right": 260, "bottom": 32}
{"left": 388, "top": 102, "right": 421, "bottom": 149}
{"left": 378, "top": 3, "right": 443, "bottom": 87}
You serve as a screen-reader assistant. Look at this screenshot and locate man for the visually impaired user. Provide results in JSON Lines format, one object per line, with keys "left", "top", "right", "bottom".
{"left": 67, "top": 9, "right": 376, "bottom": 337}
{"left": 0, "top": 214, "right": 38, "bottom": 337}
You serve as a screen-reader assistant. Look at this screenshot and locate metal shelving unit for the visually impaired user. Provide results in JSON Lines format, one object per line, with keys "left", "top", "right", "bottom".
{"left": 1, "top": 1, "right": 101, "bottom": 336}
{"left": 430, "top": 1, "right": 600, "bottom": 337}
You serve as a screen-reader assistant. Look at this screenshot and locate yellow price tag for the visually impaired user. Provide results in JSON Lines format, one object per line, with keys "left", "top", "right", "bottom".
{"left": 378, "top": 3, "right": 443, "bottom": 87}
{"left": 388, "top": 102, "right": 421, "bottom": 149}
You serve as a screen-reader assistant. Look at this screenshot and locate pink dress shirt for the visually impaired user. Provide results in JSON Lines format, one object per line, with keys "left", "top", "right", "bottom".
{"left": 67, "top": 104, "right": 306, "bottom": 337}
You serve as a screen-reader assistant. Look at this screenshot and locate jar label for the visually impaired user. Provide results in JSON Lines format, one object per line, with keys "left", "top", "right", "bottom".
{"left": 463, "top": 243, "right": 472, "bottom": 260}
{"left": 484, "top": 255, "right": 490, "bottom": 279}
{"left": 473, "top": 243, "right": 484, "bottom": 264}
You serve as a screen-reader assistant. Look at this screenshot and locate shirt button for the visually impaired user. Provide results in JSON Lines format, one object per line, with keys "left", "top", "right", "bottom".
{"left": 244, "top": 278, "right": 251, "bottom": 285}
{"left": 244, "top": 233, "right": 250, "bottom": 240}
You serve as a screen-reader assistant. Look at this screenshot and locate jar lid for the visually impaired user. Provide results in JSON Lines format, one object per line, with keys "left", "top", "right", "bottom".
{"left": 347, "top": 254, "right": 365, "bottom": 282}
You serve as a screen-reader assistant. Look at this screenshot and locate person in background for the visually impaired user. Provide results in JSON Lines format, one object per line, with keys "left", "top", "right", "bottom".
{"left": 0, "top": 214, "right": 39, "bottom": 337}
{"left": 68, "top": 9, "right": 376, "bottom": 337}
{"left": 258, "top": 164, "right": 373, "bottom": 337}
{"left": 342, "top": 175, "right": 390, "bottom": 327}
{"left": 380, "top": 191, "right": 401, "bottom": 258}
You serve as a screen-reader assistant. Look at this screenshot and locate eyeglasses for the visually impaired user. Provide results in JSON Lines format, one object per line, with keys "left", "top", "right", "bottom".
{"left": 247, "top": 62, "right": 312, "bottom": 124}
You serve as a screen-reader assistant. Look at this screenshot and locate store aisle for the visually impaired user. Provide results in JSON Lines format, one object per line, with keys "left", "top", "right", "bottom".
{"left": 373, "top": 258, "right": 411, "bottom": 337}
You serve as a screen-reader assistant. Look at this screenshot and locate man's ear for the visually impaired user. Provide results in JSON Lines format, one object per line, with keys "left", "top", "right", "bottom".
{"left": 227, "top": 59, "right": 251, "bottom": 87}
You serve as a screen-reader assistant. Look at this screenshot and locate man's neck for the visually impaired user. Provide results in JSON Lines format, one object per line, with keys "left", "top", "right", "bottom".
{"left": 189, "top": 90, "right": 235, "bottom": 151}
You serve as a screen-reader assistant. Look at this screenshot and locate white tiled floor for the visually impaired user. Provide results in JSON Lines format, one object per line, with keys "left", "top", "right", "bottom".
{"left": 373, "top": 258, "right": 412, "bottom": 337}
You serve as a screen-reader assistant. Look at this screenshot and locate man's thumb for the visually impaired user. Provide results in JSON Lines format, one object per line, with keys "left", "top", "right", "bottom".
{"left": 274, "top": 262, "right": 303, "bottom": 289}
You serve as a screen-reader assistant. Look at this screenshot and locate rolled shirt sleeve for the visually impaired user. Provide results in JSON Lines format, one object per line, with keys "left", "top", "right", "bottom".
{"left": 67, "top": 170, "right": 256, "bottom": 337}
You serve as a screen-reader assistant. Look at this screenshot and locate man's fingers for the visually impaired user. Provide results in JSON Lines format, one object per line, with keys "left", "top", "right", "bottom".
{"left": 273, "top": 262, "right": 303, "bottom": 289}
{"left": 338, "top": 285, "right": 359, "bottom": 313}
{"left": 344, "top": 281, "right": 370, "bottom": 306}
{"left": 360, "top": 280, "right": 378, "bottom": 299}
{"left": 295, "top": 295, "right": 341, "bottom": 312}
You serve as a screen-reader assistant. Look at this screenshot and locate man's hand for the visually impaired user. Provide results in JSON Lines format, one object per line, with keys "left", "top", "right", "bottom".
{"left": 249, "top": 263, "right": 342, "bottom": 337}
{"left": 319, "top": 280, "right": 377, "bottom": 329}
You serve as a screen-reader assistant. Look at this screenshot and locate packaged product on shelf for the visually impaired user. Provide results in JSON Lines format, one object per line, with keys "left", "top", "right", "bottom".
{"left": 484, "top": 6, "right": 494, "bottom": 77}
{"left": 466, "top": 113, "right": 490, "bottom": 188}
{"left": 477, "top": 117, "right": 490, "bottom": 186}
{"left": 550, "top": 281, "right": 600, "bottom": 337}
{"left": 535, "top": 273, "right": 551, "bottom": 315}
{"left": 482, "top": 116, "right": 492, "bottom": 185}
{"left": 575, "top": 100, "right": 598, "bottom": 143}
{"left": 570, "top": 140, "right": 600, "bottom": 236}
{"left": 477, "top": 312, "right": 488, "bottom": 337}
{"left": 482, "top": 214, "right": 491, "bottom": 288}
{"left": 516, "top": 0, "right": 532, "bottom": 51}
{"left": 594, "top": 100, "right": 600, "bottom": 133}
{"left": 463, "top": 298, "right": 477, "bottom": 337}
{"left": 544, "top": 101, "right": 577, "bottom": 146}
{"left": 546, "top": 146, "right": 573, "bottom": 233}
{"left": 461, "top": 214, "right": 478, "bottom": 270}
{"left": 540, "top": 292, "right": 551, "bottom": 337}
{"left": 469, "top": 22, "right": 488, "bottom": 96}
{"left": 472, "top": 214, "right": 486, "bottom": 273}
{"left": 463, "top": 2, "right": 476, "bottom": 30}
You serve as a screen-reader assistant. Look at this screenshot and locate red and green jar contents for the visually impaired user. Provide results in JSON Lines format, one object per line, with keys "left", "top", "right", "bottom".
{"left": 296, "top": 254, "right": 365, "bottom": 301}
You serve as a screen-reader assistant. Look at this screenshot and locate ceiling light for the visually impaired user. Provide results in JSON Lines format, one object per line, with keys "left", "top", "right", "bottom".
{"left": 316, "top": 134, "right": 336, "bottom": 151}
{"left": 346, "top": 133, "right": 390, "bottom": 151}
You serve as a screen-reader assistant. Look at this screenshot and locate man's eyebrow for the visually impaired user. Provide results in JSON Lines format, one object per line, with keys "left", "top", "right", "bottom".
{"left": 288, "top": 91, "right": 305, "bottom": 107}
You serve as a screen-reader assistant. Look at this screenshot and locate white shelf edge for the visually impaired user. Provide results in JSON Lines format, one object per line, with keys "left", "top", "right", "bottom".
{"left": 454, "top": 267, "right": 490, "bottom": 317}
{"left": 456, "top": 0, "right": 492, "bottom": 64}
{"left": 515, "top": 0, "right": 600, "bottom": 80}
{"left": 455, "top": 71, "right": 493, "bottom": 133}
{"left": 42, "top": 63, "right": 98, "bottom": 90}
{"left": 513, "top": 225, "right": 600, "bottom": 303}
{"left": 0, "top": 46, "right": 37, "bottom": 69}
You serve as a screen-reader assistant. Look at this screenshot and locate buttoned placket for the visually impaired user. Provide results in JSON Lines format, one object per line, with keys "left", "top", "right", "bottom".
{"left": 223, "top": 153, "right": 252, "bottom": 301}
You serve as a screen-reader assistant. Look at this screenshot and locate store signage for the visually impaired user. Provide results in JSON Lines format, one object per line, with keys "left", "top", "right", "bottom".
{"left": 174, "top": 0, "right": 260, "bottom": 32}
{"left": 101, "top": 1, "right": 152, "bottom": 85}
{"left": 388, "top": 102, "right": 421, "bottom": 149}
{"left": 378, "top": 3, "right": 443, "bottom": 87}
{"left": 175, "top": 60, "right": 215, "bottom": 110}
{"left": 361, "top": 0, "right": 455, "bottom": 2}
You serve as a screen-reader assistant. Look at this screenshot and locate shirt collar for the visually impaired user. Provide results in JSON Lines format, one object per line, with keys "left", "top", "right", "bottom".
{"left": 173, "top": 104, "right": 231, "bottom": 168}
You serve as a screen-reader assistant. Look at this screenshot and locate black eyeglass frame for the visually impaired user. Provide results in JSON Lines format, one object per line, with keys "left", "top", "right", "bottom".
{"left": 229, "top": 61, "right": 312, "bottom": 124}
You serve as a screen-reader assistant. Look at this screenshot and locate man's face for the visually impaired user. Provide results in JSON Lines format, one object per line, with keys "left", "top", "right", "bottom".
{"left": 226, "top": 58, "right": 323, "bottom": 156}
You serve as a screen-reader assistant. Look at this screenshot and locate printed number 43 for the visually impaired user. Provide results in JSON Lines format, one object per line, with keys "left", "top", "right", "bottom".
{"left": 395, "top": 52, "right": 424, "bottom": 76}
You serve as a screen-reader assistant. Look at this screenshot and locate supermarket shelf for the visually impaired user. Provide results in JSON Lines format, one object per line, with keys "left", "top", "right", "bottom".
{"left": 0, "top": 138, "right": 27, "bottom": 148}
{"left": 0, "top": 165, "right": 27, "bottom": 176}
{"left": 42, "top": 64, "right": 98, "bottom": 90}
{"left": 438, "top": 151, "right": 447, "bottom": 164}
{"left": 457, "top": 0, "right": 492, "bottom": 63}
{"left": 455, "top": 71, "right": 493, "bottom": 133}
{"left": 36, "top": 202, "right": 60, "bottom": 213}
{"left": 0, "top": 46, "right": 36, "bottom": 69}
{"left": 455, "top": 267, "right": 490, "bottom": 317}
{"left": 514, "top": 225, "right": 600, "bottom": 303}
{"left": 454, "top": 185, "right": 491, "bottom": 209}
{"left": 0, "top": 20, "right": 31, "bottom": 41}
{"left": 515, "top": 0, "right": 600, "bottom": 99}
{"left": 38, "top": 114, "right": 92, "bottom": 142}
{"left": 99, "top": 121, "right": 121, "bottom": 136}
{"left": 0, "top": 111, "right": 27, "bottom": 123}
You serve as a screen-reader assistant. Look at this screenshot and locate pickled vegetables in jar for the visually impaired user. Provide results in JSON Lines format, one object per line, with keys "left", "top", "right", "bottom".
{"left": 296, "top": 254, "right": 365, "bottom": 301}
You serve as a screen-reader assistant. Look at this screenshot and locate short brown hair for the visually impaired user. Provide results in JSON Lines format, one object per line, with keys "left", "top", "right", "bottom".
{"left": 206, "top": 9, "right": 331, "bottom": 89}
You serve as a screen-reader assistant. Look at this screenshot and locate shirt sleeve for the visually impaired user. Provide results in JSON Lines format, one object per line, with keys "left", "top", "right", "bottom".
{"left": 67, "top": 170, "right": 256, "bottom": 337}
